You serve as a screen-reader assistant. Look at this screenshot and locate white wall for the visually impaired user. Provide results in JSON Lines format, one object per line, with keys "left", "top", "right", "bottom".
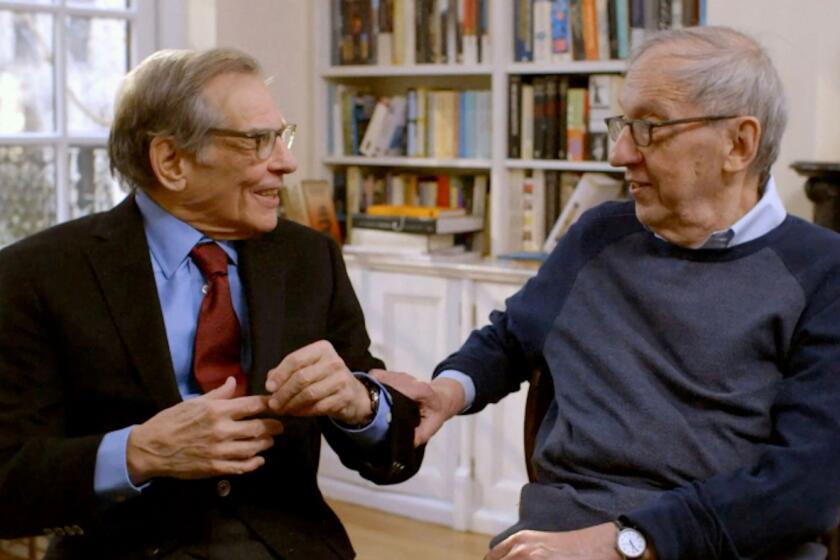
{"left": 184, "top": 0, "right": 840, "bottom": 219}
{"left": 215, "top": 0, "right": 316, "bottom": 182}
{"left": 709, "top": 0, "right": 840, "bottom": 218}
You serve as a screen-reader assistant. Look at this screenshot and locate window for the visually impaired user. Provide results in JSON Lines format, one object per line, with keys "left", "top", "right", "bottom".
{"left": 0, "top": 0, "right": 159, "bottom": 247}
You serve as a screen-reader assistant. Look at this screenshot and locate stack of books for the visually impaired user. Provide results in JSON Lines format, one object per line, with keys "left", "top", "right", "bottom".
{"left": 345, "top": 204, "right": 484, "bottom": 262}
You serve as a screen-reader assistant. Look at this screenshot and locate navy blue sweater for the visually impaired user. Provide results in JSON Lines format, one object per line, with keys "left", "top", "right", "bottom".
{"left": 436, "top": 201, "right": 840, "bottom": 559}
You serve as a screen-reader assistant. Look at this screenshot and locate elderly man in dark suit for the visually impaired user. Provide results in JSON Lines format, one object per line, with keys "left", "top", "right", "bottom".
{"left": 0, "top": 47, "right": 422, "bottom": 560}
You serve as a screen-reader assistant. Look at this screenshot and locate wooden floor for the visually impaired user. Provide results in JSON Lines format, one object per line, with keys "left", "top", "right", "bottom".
{"left": 327, "top": 499, "right": 491, "bottom": 560}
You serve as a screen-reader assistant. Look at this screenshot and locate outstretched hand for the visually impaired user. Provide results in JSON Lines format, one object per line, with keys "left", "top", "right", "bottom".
{"left": 370, "top": 369, "right": 465, "bottom": 446}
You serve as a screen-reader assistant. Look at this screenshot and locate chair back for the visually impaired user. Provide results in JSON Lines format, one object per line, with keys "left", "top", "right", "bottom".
{"left": 523, "top": 366, "right": 553, "bottom": 483}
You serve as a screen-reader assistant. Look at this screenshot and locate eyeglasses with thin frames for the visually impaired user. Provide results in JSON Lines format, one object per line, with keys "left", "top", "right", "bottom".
{"left": 206, "top": 123, "right": 297, "bottom": 160}
{"left": 604, "top": 115, "right": 737, "bottom": 147}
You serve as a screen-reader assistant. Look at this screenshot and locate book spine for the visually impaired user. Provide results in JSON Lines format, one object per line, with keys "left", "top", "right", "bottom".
{"left": 569, "top": 0, "right": 585, "bottom": 61}
{"left": 351, "top": 214, "right": 438, "bottom": 234}
{"left": 581, "top": 0, "right": 600, "bottom": 61}
{"left": 514, "top": 0, "right": 533, "bottom": 62}
{"left": 550, "top": 0, "right": 571, "bottom": 63}
{"left": 508, "top": 75, "right": 522, "bottom": 158}
{"left": 615, "top": 0, "right": 630, "bottom": 59}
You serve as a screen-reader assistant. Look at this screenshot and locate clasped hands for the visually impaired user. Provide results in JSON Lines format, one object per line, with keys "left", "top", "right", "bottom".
{"left": 127, "top": 340, "right": 372, "bottom": 485}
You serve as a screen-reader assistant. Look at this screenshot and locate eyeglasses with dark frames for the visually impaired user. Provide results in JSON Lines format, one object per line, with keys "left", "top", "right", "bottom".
{"left": 604, "top": 115, "right": 738, "bottom": 147}
{"left": 206, "top": 123, "right": 297, "bottom": 160}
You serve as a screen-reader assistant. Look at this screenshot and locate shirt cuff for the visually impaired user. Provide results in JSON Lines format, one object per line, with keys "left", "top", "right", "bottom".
{"left": 330, "top": 373, "right": 393, "bottom": 446}
{"left": 94, "top": 426, "right": 147, "bottom": 502}
{"left": 436, "top": 369, "right": 475, "bottom": 412}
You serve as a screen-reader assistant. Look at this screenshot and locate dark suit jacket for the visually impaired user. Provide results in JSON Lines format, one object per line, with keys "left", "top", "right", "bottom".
{"left": 0, "top": 195, "right": 423, "bottom": 559}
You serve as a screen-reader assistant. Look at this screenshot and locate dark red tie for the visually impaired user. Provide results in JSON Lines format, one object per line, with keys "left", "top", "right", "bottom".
{"left": 191, "top": 243, "right": 247, "bottom": 397}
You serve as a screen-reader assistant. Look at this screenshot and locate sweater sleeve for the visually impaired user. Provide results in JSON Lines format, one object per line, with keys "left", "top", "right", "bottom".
{"left": 433, "top": 201, "right": 641, "bottom": 413}
{"left": 624, "top": 289, "right": 840, "bottom": 559}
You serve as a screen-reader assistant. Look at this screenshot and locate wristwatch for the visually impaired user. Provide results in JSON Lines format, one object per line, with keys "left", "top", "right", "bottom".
{"left": 338, "top": 375, "right": 380, "bottom": 428}
{"left": 614, "top": 521, "right": 647, "bottom": 559}
{"left": 358, "top": 374, "right": 381, "bottom": 420}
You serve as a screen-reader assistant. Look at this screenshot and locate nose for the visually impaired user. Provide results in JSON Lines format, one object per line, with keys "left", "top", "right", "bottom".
{"left": 267, "top": 138, "right": 298, "bottom": 175}
{"left": 608, "top": 125, "right": 643, "bottom": 168}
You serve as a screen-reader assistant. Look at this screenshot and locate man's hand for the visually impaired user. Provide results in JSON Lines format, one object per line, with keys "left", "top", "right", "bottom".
{"left": 127, "top": 376, "right": 284, "bottom": 485}
{"left": 264, "top": 340, "right": 372, "bottom": 425}
{"left": 485, "top": 523, "right": 624, "bottom": 560}
{"left": 370, "top": 370, "right": 465, "bottom": 446}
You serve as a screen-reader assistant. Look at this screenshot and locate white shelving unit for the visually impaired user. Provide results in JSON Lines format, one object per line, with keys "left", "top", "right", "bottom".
{"left": 312, "top": 0, "right": 626, "bottom": 257}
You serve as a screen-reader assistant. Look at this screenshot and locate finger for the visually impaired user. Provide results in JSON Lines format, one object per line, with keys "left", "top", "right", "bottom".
{"left": 205, "top": 455, "right": 267, "bottom": 477}
{"left": 276, "top": 375, "right": 340, "bottom": 415}
{"left": 283, "top": 391, "right": 346, "bottom": 418}
{"left": 212, "top": 436, "right": 276, "bottom": 460}
{"left": 268, "top": 361, "right": 332, "bottom": 412}
{"left": 221, "top": 418, "right": 285, "bottom": 440}
{"left": 484, "top": 534, "right": 515, "bottom": 560}
{"left": 415, "top": 413, "right": 445, "bottom": 446}
{"left": 218, "top": 395, "right": 273, "bottom": 420}
{"left": 201, "top": 376, "right": 238, "bottom": 400}
{"left": 265, "top": 340, "right": 335, "bottom": 392}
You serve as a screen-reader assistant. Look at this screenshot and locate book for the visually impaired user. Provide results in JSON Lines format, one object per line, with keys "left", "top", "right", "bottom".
{"left": 550, "top": 0, "right": 572, "bottom": 63}
{"left": 350, "top": 212, "right": 484, "bottom": 234}
{"left": 508, "top": 75, "right": 522, "bottom": 158}
{"left": 301, "top": 179, "right": 343, "bottom": 244}
{"left": 366, "top": 204, "right": 466, "bottom": 218}
{"left": 543, "top": 172, "right": 623, "bottom": 252}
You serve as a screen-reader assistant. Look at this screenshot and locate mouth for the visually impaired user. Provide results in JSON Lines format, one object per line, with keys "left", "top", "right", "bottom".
{"left": 252, "top": 187, "right": 280, "bottom": 207}
{"left": 627, "top": 179, "right": 651, "bottom": 195}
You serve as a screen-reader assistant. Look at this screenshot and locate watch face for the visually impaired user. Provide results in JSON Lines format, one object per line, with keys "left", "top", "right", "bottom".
{"left": 617, "top": 528, "right": 647, "bottom": 559}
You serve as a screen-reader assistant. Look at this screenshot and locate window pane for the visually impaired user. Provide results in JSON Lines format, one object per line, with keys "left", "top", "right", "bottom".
{"left": 0, "top": 146, "right": 56, "bottom": 247}
{"left": 68, "top": 145, "right": 127, "bottom": 218}
{"left": 68, "top": 0, "right": 129, "bottom": 8}
{"left": 0, "top": 11, "right": 55, "bottom": 133}
{"left": 66, "top": 16, "right": 128, "bottom": 135}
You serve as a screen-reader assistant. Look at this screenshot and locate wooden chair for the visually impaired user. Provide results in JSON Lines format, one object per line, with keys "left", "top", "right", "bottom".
{"left": 522, "top": 368, "right": 839, "bottom": 560}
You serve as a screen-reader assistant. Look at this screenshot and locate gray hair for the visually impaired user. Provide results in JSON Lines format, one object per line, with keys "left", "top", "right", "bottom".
{"left": 630, "top": 26, "right": 787, "bottom": 185}
{"left": 108, "top": 47, "right": 262, "bottom": 191}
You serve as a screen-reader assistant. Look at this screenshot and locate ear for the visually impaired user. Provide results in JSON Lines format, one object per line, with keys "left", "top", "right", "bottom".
{"left": 722, "top": 116, "right": 760, "bottom": 174}
{"left": 148, "top": 136, "right": 188, "bottom": 192}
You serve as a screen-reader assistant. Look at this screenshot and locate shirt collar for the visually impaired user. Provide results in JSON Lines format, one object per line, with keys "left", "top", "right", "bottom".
{"left": 717, "top": 175, "right": 787, "bottom": 247}
{"left": 135, "top": 190, "right": 239, "bottom": 278}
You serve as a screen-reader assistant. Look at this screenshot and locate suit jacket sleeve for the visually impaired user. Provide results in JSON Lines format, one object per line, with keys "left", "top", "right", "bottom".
{"left": 318, "top": 238, "right": 425, "bottom": 484}
{"left": 0, "top": 242, "right": 102, "bottom": 538}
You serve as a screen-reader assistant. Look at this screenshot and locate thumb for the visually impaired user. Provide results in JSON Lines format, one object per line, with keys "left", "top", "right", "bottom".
{"left": 202, "top": 376, "right": 238, "bottom": 400}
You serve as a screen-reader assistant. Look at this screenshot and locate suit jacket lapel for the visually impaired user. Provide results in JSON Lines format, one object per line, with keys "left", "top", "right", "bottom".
{"left": 86, "top": 195, "right": 182, "bottom": 410}
{"left": 238, "top": 235, "right": 290, "bottom": 394}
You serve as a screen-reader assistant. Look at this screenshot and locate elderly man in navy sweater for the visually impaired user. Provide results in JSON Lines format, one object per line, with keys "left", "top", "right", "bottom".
{"left": 376, "top": 26, "right": 840, "bottom": 560}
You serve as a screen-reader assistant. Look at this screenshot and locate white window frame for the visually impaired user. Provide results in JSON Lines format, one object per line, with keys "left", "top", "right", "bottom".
{"left": 0, "top": 0, "right": 184, "bottom": 225}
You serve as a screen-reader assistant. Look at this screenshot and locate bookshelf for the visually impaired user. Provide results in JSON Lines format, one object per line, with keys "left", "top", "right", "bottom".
{"left": 311, "top": 0, "right": 701, "bottom": 534}
{"left": 311, "top": 0, "right": 642, "bottom": 257}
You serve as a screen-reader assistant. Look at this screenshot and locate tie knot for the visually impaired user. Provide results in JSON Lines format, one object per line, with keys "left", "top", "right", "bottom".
{"left": 190, "top": 243, "right": 229, "bottom": 277}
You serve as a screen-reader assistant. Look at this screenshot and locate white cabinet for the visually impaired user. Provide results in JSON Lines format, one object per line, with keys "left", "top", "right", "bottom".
{"left": 319, "top": 257, "right": 534, "bottom": 535}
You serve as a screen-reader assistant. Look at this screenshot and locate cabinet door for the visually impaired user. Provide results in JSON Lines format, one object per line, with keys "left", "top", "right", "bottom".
{"left": 469, "top": 281, "right": 530, "bottom": 535}
{"left": 319, "top": 269, "right": 465, "bottom": 527}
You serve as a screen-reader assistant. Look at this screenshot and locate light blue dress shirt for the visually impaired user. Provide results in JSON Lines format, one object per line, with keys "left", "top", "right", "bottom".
{"left": 441, "top": 176, "right": 788, "bottom": 410}
{"left": 94, "top": 191, "right": 390, "bottom": 500}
